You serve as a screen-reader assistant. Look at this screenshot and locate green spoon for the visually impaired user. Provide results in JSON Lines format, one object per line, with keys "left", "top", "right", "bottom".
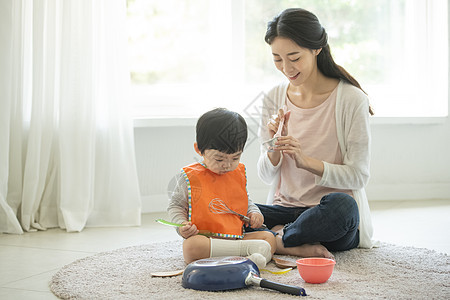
{"left": 155, "top": 219, "right": 214, "bottom": 237}
{"left": 155, "top": 219, "right": 185, "bottom": 227}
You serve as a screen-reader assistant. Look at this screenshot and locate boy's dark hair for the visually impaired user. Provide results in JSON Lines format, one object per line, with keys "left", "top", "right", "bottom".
{"left": 196, "top": 108, "right": 248, "bottom": 154}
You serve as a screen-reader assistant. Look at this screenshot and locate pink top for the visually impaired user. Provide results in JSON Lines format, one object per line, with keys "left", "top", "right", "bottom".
{"left": 274, "top": 87, "right": 353, "bottom": 207}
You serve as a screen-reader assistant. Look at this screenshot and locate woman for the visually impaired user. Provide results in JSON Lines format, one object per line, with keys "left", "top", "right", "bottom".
{"left": 256, "top": 8, "right": 375, "bottom": 259}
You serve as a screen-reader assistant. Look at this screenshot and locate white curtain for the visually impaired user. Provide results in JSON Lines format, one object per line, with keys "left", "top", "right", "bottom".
{"left": 0, "top": 0, "right": 141, "bottom": 234}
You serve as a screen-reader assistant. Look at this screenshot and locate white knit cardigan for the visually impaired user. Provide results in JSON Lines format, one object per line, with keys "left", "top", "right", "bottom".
{"left": 256, "top": 80, "right": 375, "bottom": 248}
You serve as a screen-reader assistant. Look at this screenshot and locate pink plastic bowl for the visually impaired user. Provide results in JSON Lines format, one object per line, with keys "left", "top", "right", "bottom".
{"left": 296, "top": 258, "right": 336, "bottom": 284}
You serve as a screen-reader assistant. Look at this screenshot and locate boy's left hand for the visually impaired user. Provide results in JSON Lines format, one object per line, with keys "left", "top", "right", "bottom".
{"left": 247, "top": 212, "right": 264, "bottom": 229}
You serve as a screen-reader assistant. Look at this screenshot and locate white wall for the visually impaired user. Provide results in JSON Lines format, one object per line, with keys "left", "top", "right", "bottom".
{"left": 367, "top": 119, "right": 450, "bottom": 200}
{"left": 134, "top": 116, "right": 450, "bottom": 213}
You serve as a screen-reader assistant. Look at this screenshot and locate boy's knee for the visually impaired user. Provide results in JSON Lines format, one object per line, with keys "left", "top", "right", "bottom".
{"left": 262, "top": 231, "right": 276, "bottom": 251}
{"left": 183, "top": 236, "right": 209, "bottom": 263}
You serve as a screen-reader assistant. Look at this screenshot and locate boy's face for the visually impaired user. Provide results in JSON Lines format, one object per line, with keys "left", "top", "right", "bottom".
{"left": 201, "top": 149, "right": 242, "bottom": 175}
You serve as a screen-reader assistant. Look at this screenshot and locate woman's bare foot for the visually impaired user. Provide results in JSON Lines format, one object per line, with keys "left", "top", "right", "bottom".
{"left": 275, "top": 235, "right": 335, "bottom": 260}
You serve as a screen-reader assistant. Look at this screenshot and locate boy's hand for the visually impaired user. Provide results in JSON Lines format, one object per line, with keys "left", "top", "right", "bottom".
{"left": 179, "top": 221, "right": 199, "bottom": 239}
{"left": 247, "top": 212, "right": 264, "bottom": 229}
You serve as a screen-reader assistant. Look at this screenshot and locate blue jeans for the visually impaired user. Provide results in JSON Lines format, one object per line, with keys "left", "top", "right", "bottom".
{"left": 256, "top": 193, "right": 360, "bottom": 252}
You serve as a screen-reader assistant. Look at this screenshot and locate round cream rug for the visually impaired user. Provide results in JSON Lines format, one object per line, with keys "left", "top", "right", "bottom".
{"left": 50, "top": 240, "right": 449, "bottom": 299}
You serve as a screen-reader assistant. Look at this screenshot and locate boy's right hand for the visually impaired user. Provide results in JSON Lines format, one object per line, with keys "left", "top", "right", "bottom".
{"left": 179, "top": 221, "right": 199, "bottom": 239}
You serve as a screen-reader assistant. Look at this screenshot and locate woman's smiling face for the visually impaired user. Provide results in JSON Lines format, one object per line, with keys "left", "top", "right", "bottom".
{"left": 270, "top": 37, "right": 320, "bottom": 86}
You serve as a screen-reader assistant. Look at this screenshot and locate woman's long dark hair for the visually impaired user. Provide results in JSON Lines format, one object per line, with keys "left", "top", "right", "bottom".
{"left": 265, "top": 8, "right": 374, "bottom": 115}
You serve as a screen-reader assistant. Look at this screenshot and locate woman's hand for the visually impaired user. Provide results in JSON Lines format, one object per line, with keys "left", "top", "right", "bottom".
{"left": 266, "top": 109, "right": 290, "bottom": 166}
{"left": 274, "top": 136, "right": 306, "bottom": 167}
{"left": 247, "top": 212, "right": 264, "bottom": 229}
{"left": 179, "top": 221, "right": 199, "bottom": 239}
{"left": 267, "top": 110, "right": 282, "bottom": 138}
{"left": 275, "top": 136, "right": 324, "bottom": 176}
{"left": 267, "top": 109, "right": 289, "bottom": 137}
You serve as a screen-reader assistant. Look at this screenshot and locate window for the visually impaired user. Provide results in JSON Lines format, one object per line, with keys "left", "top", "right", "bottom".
{"left": 127, "top": 0, "right": 448, "bottom": 118}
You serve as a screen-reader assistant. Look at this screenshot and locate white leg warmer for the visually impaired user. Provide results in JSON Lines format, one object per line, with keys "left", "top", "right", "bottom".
{"left": 209, "top": 239, "right": 272, "bottom": 269}
{"left": 238, "top": 240, "right": 272, "bottom": 263}
{"left": 209, "top": 239, "right": 241, "bottom": 257}
{"left": 246, "top": 253, "right": 267, "bottom": 270}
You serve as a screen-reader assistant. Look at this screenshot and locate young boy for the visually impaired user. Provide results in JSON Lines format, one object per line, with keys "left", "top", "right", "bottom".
{"left": 168, "top": 108, "right": 276, "bottom": 269}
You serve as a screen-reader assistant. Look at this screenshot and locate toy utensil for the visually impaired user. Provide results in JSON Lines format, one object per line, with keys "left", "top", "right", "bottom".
{"left": 182, "top": 256, "right": 306, "bottom": 296}
{"left": 151, "top": 269, "right": 185, "bottom": 277}
{"left": 261, "top": 267, "right": 293, "bottom": 275}
{"left": 273, "top": 257, "right": 298, "bottom": 269}
{"left": 155, "top": 219, "right": 184, "bottom": 227}
{"left": 262, "top": 108, "right": 291, "bottom": 151}
{"left": 208, "top": 198, "right": 267, "bottom": 229}
{"left": 155, "top": 219, "right": 214, "bottom": 237}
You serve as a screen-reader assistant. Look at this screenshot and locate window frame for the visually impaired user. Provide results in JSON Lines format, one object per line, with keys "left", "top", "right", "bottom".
{"left": 128, "top": 0, "right": 449, "bottom": 123}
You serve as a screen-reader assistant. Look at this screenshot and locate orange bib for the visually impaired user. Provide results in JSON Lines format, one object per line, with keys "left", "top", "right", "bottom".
{"left": 182, "top": 162, "right": 248, "bottom": 238}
